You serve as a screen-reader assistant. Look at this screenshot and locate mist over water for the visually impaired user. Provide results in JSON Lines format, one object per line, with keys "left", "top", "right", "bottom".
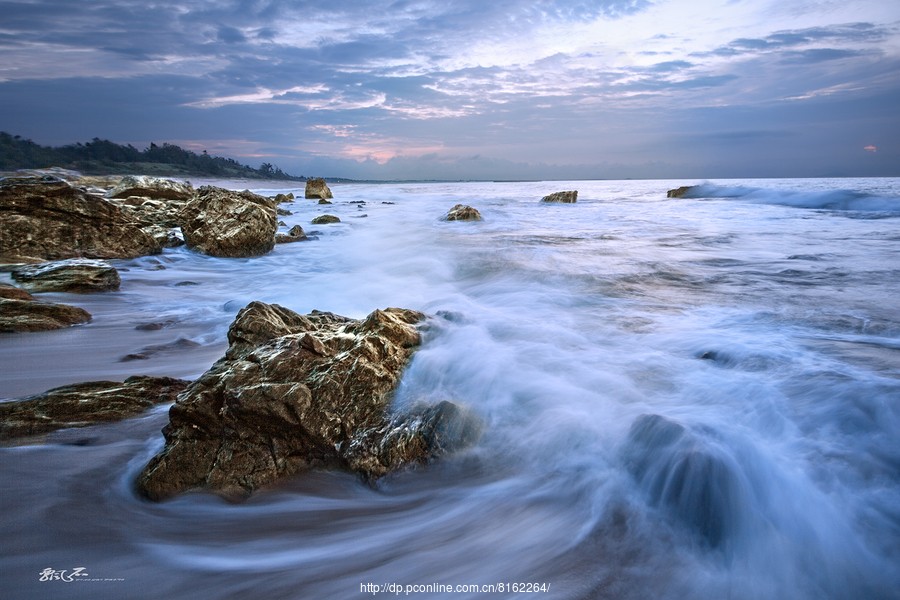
{"left": 2, "top": 178, "right": 900, "bottom": 599}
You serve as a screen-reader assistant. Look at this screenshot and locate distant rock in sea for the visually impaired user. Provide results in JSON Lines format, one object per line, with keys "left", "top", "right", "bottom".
{"left": 305, "top": 177, "right": 333, "bottom": 200}
{"left": 442, "top": 204, "right": 483, "bottom": 222}
{"left": 541, "top": 190, "right": 578, "bottom": 203}
{"left": 274, "top": 192, "right": 295, "bottom": 203}
{"left": 667, "top": 186, "right": 695, "bottom": 198}
{"left": 135, "top": 302, "right": 482, "bottom": 500}
{"left": 311, "top": 214, "right": 340, "bottom": 224}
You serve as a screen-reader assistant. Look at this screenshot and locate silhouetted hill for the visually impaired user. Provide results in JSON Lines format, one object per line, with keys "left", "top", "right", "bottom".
{"left": 0, "top": 132, "right": 305, "bottom": 180}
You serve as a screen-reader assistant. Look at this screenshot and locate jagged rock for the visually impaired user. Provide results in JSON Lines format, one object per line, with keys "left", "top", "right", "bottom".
{"left": 0, "top": 297, "right": 91, "bottom": 332}
{"left": 442, "top": 204, "right": 483, "bottom": 222}
{"left": 276, "top": 207, "right": 292, "bottom": 216}
{"left": 275, "top": 224, "right": 309, "bottom": 244}
{"left": 667, "top": 186, "right": 695, "bottom": 198}
{"left": 106, "top": 175, "right": 194, "bottom": 201}
{"left": 140, "top": 224, "right": 184, "bottom": 248}
{"left": 311, "top": 214, "right": 340, "bottom": 225}
{"left": 75, "top": 175, "right": 123, "bottom": 190}
{"left": 305, "top": 178, "right": 333, "bottom": 200}
{"left": 179, "top": 186, "right": 278, "bottom": 258}
{"left": 541, "top": 190, "right": 578, "bottom": 203}
{"left": 274, "top": 192, "right": 295, "bottom": 203}
{"left": 136, "top": 302, "right": 479, "bottom": 500}
{"left": 0, "top": 176, "right": 162, "bottom": 260}
{"left": 11, "top": 258, "right": 120, "bottom": 293}
{"left": 0, "top": 376, "right": 190, "bottom": 440}
{"left": 114, "top": 196, "right": 187, "bottom": 228}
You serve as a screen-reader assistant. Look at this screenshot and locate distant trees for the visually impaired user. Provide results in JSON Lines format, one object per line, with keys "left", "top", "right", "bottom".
{"left": 0, "top": 132, "right": 303, "bottom": 180}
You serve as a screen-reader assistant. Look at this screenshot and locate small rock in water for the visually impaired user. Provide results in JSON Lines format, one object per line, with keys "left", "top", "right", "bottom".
{"left": 0, "top": 297, "right": 92, "bottom": 333}
{"left": 135, "top": 318, "right": 178, "bottom": 331}
{"left": 318, "top": 199, "right": 332, "bottom": 205}
{"left": 277, "top": 208, "right": 293, "bottom": 216}
{"left": 119, "top": 337, "right": 200, "bottom": 362}
{"left": 442, "top": 204, "right": 483, "bottom": 222}
{"left": 667, "top": 186, "right": 695, "bottom": 198}
{"left": 311, "top": 214, "right": 340, "bottom": 225}
{"left": 274, "top": 193, "right": 295, "bottom": 203}
{"left": 174, "top": 281, "right": 199, "bottom": 286}
{"left": 305, "top": 178, "right": 333, "bottom": 200}
{"left": 11, "top": 258, "right": 120, "bottom": 293}
{"left": 0, "top": 282, "right": 32, "bottom": 301}
{"left": 540, "top": 190, "right": 578, "bottom": 203}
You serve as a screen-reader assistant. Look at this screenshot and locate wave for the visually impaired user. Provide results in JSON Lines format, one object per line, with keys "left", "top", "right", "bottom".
{"left": 683, "top": 183, "right": 900, "bottom": 212}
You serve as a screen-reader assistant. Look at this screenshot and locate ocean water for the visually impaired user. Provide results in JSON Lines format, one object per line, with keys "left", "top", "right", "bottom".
{"left": 2, "top": 177, "right": 899, "bottom": 599}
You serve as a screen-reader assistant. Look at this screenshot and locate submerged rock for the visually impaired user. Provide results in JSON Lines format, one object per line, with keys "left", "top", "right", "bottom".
{"left": 311, "top": 214, "right": 340, "bottom": 225}
{"left": 541, "top": 190, "right": 578, "bottom": 203}
{"left": 318, "top": 199, "right": 332, "bottom": 205}
{"left": 106, "top": 175, "right": 194, "bottom": 201}
{"left": 0, "top": 176, "right": 161, "bottom": 260}
{"left": 0, "top": 296, "right": 92, "bottom": 333}
{"left": 11, "top": 258, "right": 120, "bottom": 293}
{"left": 667, "top": 186, "right": 695, "bottom": 198}
{"left": 277, "top": 207, "right": 293, "bottom": 216}
{"left": 179, "top": 186, "right": 278, "bottom": 258}
{"left": 136, "top": 302, "right": 480, "bottom": 501}
{"left": 0, "top": 376, "right": 190, "bottom": 440}
{"left": 305, "top": 177, "right": 333, "bottom": 200}
{"left": 441, "top": 204, "right": 483, "bottom": 222}
{"left": 275, "top": 225, "right": 309, "bottom": 244}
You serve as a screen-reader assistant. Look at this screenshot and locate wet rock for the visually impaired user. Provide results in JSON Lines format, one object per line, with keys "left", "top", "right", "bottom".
{"left": 140, "top": 224, "right": 184, "bottom": 248}
{"left": 179, "top": 186, "right": 278, "bottom": 258}
{"left": 622, "top": 414, "right": 744, "bottom": 548}
{"left": 0, "top": 376, "right": 190, "bottom": 440}
{"left": 120, "top": 337, "right": 201, "bottom": 361}
{"left": 277, "top": 207, "right": 292, "bottom": 216}
{"left": 318, "top": 199, "right": 332, "bottom": 205}
{"left": 541, "top": 190, "right": 578, "bottom": 203}
{"left": 115, "top": 196, "right": 188, "bottom": 228}
{"left": 0, "top": 176, "right": 161, "bottom": 260}
{"left": 274, "top": 192, "right": 294, "bottom": 203}
{"left": 0, "top": 297, "right": 92, "bottom": 332}
{"left": 74, "top": 175, "right": 123, "bottom": 189}
{"left": 0, "top": 283, "right": 32, "bottom": 301}
{"left": 276, "top": 224, "right": 310, "bottom": 244}
{"left": 311, "top": 214, "right": 340, "bottom": 225}
{"left": 106, "top": 175, "right": 194, "bottom": 201}
{"left": 349, "top": 201, "right": 365, "bottom": 204}
{"left": 136, "top": 302, "right": 479, "bottom": 500}
{"left": 11, "top": 258, "right": 120, "bottom": 293}
{"left": 667, "top": 186, "right": 695, "bottom": 198}
{"left": 442, "top": 204, "right": 483, "bottom": 222}
{"left": 305, "top": 177, "right": 333, "bottom": 200}
{"left": 135, "top": 318, "right": 178, "bottom": 331}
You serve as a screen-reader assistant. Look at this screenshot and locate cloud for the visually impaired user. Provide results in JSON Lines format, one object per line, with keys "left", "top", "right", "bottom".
{"left": 864, "top": 146, "right": 876, "bottom": 152}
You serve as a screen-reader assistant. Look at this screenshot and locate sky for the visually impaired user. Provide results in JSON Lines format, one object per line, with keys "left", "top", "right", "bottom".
{"left": 1, "top": 0, "right": 898, "bottom": 180}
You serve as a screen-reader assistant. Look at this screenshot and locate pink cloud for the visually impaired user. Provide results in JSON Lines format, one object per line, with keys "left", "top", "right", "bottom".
{"left": 864, "top": 145, "right": 877, "bottom": 152}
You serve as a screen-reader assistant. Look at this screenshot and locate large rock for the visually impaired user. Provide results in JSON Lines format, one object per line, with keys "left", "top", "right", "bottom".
{"left": 305, "top": 178, "right": 333, "bottom": 200}
{"left": 541, "top": 190, "right": 578, "bottom": 203}
{"left": 0, "top": 376, "right": 190, "bottom": 440}
{"left": 11, "top": 258, "right": 120, "bottom": 293}
{"left": 106, "top": 175, "right": 194, "bottom": 201}
{"left": 0, "top": 176, "right": 162, "bottom": 260}
{"left": 136, "top": 302, "right": 480, "bottom": 500}
{"left": 667, "top": 186, "right": 695, "bottom": 198}
{"left": 442, "top": 204, "right": 483, "bottom": 222}
{"left": 178, "top": 186, "right": 278, "bottom": 258}
{"left": 0, "top": 296, "right": 92, "bottom": 333}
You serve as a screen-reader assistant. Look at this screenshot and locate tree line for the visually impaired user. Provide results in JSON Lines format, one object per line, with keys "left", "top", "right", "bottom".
{"left": 0, "top": 132, "right": 304, "bottom": 180}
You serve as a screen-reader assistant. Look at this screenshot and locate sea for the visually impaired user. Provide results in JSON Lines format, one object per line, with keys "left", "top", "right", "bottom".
{"left": 2, "top": 177, "right": 899, "bottom": 599}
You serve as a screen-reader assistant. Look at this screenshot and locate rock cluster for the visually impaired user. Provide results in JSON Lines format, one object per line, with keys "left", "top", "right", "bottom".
{"left": 11, "top": 258, "right": 120, "bottom": 293}
{"left": 0, "top": 284, "right": 92, "bottom": 333}
{"left": 442, "top": 204, "right": 483, "bottom": 222}
{"left": 178, "top": 186, "right": 278, "bottom": 257}
{"left": 136, "top": 302, "right": 481, "bottom": 500}
{"left": 666, "top": 186, "right": 695, "bottom": 198}
{"left": 0, "top": 376, "right": 190, "bottom": 440}
{"left": 541, "top": 191, "right": 578, "bottom": 203}
{"left": 0, "top": 176, "right": 161, "bottom": 261}
{"left": 305, "top": 178, "right": 333, "bottom": 200}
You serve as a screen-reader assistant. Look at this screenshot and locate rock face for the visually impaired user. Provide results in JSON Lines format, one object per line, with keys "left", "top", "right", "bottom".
{"left": 305, "top": 178, "right": 333, "bottom": 200}
{"left": 311, "top": 214, "right": 340, "bottom": 225}
{"left": 275, "top": 225, "right": 309, "bottom": 244}
{"left": 135, "top": 302, "right": 481, "bottom": 500}
{"left": 0, "top": 295, "right": 92, "bottom": 333}
{"left": 667, "top": 186, "right": 695, "bottom": 198}
{"left": 106, "top": 175, "right": 194, "bottom": 201}
{"left": 11, "top": 258, "right": 120, "bottom": 293}
{"left": 442, "top": 204, "right": 483, "bottom": 222}
{"left": 179, "top": 186, "right": 278, "bottom": 257}
{"left": 0, "top": 376, "right": 190, "bottom": 440}
{"left": 0, "top": 176, "right": 162, "bottom": 260}
{"left": 541, "top": 190, "right": 578, "bottom": 203}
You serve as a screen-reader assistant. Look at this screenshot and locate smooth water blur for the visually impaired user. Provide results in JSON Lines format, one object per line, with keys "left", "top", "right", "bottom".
{"left": 2, "top": 178, "right": 899, "bottom": 599}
